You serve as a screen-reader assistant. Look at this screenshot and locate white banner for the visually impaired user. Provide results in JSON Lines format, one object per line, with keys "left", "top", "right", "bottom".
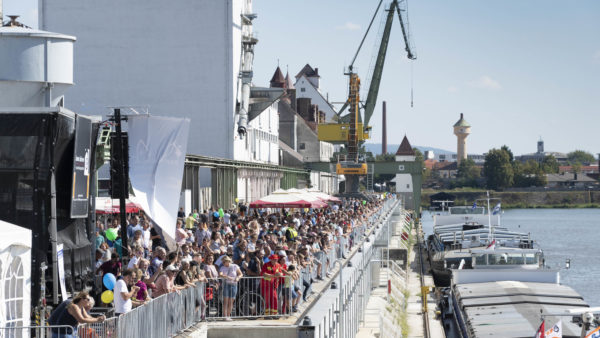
{"left": 127, "top": 115, "right": 190, "bottom": 240}
{"left": 57, "top": 243, "right": 67, "bottom": 301}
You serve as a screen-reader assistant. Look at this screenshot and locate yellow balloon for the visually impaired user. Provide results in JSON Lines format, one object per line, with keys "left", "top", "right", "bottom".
{"left": 101, "top": 290, "right": 114, "bottom": 304}
{"left": 235, "top": 198, "right": 239, "bottom": 203}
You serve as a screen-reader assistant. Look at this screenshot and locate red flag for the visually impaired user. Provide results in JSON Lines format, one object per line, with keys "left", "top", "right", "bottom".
{"left": 535, "top": 321, "right": 545, "bottom": 338}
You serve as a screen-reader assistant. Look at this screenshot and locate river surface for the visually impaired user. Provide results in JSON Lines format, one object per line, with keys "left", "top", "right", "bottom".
{"left": 421, "top": 208, "right": 600, "bottom": 307}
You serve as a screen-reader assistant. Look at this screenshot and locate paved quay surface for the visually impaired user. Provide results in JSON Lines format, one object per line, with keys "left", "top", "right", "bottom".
{"left": 356, "top": 225, "right": 446, "bottom": 338}
{"left": 406, "top": 231, "right": 445, "bottom": 338}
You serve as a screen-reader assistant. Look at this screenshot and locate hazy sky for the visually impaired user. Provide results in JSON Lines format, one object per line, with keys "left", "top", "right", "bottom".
{"left": 6, "top": 0, "right": 600, "bottom": 156}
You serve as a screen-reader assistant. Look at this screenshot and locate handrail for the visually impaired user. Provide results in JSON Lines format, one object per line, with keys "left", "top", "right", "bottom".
{"left": 417, "top": 220, "right": 431, "bottom": 338}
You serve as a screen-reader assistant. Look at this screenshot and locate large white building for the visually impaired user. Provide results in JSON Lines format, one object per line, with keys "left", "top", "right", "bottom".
{"left": 39, "top": 0, "right": 278, "bottom": 164}
{"left": 40, "top": 0, "right": 286, "bottom": 203}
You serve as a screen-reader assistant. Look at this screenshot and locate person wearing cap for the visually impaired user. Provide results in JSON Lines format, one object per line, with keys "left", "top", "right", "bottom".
{"left": 260, "top": 254, "right": 283, "bottom": 316}
{"left": 219, "top": 256, "right": 242, "bottom": 321}
{"left": 153, "top": 265, "right": 182, "bottom": 298}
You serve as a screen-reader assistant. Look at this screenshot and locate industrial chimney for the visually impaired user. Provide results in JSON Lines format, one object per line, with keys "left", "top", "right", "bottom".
{"left": 382, "top": 101, "right": 387, "bottom": 155}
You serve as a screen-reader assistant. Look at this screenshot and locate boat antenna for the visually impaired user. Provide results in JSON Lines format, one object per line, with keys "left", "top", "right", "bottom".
{"left": 486, "top": 190, "right": 492, "bottom": 244}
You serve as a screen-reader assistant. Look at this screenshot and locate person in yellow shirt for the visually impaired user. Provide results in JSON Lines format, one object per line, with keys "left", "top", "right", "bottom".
{"left": 185, "top": 213, "right": 197, "bottom": 230}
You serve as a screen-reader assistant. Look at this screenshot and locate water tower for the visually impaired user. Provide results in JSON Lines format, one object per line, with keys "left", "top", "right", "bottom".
{"left": 453, "top": 113, "right": 471, "bottom": 165}
{"left": 0, "top": 22, "right": 75, "bottom": 107}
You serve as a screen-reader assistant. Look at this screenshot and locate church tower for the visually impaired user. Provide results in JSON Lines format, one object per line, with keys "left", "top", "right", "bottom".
{"left": 453, "top": 113, "right": 471, "bottom": 165}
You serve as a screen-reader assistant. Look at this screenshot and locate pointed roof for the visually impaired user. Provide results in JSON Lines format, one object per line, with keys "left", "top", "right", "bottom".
{"left": 453, "top": 113, "right": 471, "bottom": 127}
{"left": 295, "top": 63, "right": 320, "bottom": 79}
{"left": 395, "top": 136, "right": 416, "bottom": 156}
{"left": 270, "top": 66, "right": 285, "bottom": 88}
{"left": 284, "top": 71, "right": 295, "bottom": 89}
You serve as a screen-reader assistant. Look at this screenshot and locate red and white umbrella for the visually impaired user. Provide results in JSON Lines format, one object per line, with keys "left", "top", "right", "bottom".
{"left": 304, "top": 188, "right": 342, "bottom": 203}
{"left": 249, "top": 190, "right": 328, "bottom": 209}
{"left": 95, "top": 197, "right": 143, "bottom": 214}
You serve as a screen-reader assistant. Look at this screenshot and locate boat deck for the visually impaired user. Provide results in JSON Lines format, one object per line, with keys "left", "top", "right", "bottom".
{"left": 453, "top": 280, "right": 588, "bottom": 337}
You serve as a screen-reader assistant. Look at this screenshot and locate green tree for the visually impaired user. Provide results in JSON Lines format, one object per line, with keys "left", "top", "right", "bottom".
{"left": 501, "top": 145, "right": 514, "bottom": 162}
{"left": 484, "top": 148, "right": 514, "bottom": 190}
{"left": 453, "top": 158, "right": 481, "bottom": 188}
{"left": 375, "top": 153, "right": 396, "bottom": 161}
{"left": 567, "top": 150, "right": 595, "bottom": 165}
{"left": 513, "top": 160, "right": 547, "bottom": 187}
{"left": 541, "top": 155, "right": 559, "bottom": 173}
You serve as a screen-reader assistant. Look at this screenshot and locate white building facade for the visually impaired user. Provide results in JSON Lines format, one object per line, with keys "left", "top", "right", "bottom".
{"left": 41, "top": 0, "right": 283, "bottom": 204}
{"left": 39, "top": 0, "right": 278, "bottom": 165}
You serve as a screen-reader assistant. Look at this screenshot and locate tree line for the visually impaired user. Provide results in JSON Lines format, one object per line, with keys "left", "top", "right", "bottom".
{"left": 455, "top": 146, "right": 596, "bottom": 190}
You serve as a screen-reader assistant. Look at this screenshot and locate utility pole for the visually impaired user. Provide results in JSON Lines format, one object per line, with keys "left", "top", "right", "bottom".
{"left": 112, "top": 108, "right": 128, "bottom": 263}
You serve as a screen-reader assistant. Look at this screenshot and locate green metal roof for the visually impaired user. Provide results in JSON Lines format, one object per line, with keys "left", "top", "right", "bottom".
{"left": 453, "top": 113, "right": 471, "bottom": 127}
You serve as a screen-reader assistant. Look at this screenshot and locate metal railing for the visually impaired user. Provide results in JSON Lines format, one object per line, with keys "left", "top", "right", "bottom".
{"left": 0, "top": 325, "right": 75, "bottom": 338}
{"left": 16, "top": 199, "right": 397, "bottom": 338}
{"left": 306, "top": 197, "right": 400, "bottom": 338}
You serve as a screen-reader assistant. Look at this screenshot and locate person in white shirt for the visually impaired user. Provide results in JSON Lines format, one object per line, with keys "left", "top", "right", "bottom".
{"left": 127, "top": 246, "right": 144, "bottom": 270}
{"left": 219, "top": 256, "right": 242, "bottom": 321}
{"left": 114, "top": 269, "right": 139, "bottom": 315}
{"left": 142, "top": 221, "right": 151, "bottom": 252}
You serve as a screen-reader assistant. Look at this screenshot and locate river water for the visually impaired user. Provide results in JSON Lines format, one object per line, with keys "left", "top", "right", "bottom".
{"left": 421, "top": 208, "right": 600, "bottom": 307}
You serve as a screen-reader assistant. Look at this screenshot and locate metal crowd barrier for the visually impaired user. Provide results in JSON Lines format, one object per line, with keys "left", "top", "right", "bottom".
{"left": 204, "top": 276, "right": 292, "bottom": 320}
{"left": 0, "top": 325, "right": 75, "bottom": 338}
{"left": 308, "top": 197, "right": 400, "bottom": 338}
{"left": 78, "top": 317, "right": 118, "bottom": 337}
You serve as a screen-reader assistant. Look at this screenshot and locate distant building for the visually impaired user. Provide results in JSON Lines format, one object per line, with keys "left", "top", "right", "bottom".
{"left": 558, "top": 165, "right": 599, "bottom": 175}
{"left": 294, "top": 64, "right": 337, "bottom": 122}
{"left": 393, "top": 136, "right": 417, "bottom": 208}
{"left": 546, "top": 173, "right": 598, "bottom": 188}
{"left": 517, "top": 138, "right": 568, "bottom": 163}
{"left": 435, "top": 161, "right": 459, "bottom": 179}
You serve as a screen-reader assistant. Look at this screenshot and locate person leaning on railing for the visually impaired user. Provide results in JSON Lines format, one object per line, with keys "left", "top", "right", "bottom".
{"left": 48, "top": 291, "right": 105, "bottom": 338}
{"left": 153, "top": 265, "right": 185, "bottom": 298}
{"left": 175, "top": 259, "right": 197, "bottom": 289}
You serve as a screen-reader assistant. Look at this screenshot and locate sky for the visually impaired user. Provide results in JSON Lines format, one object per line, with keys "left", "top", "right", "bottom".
{"left": 5, "top": 0, "right": 600, "bottom": 157}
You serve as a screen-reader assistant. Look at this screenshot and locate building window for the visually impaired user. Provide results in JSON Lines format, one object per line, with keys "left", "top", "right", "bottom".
{"left": 299, "top": 143, "right": 306, "bottom": 150}
{"left": 406, "top": 184, "right": 410, "bottom": 189}
{"left": 300, "top": 88, "right": 306, "bottom": 92}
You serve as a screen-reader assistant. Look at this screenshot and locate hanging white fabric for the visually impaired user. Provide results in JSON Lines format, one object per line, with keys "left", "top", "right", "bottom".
{"left": 127, "top": 115, "right": 190, "bottom": 240}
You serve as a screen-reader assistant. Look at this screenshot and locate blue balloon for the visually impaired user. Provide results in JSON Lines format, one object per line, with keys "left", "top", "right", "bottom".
{"left": 213, "top": 211, "right": 219, "bottom": 217}
{"left": 103, "top": 273, "right": 116, "bottom": 290}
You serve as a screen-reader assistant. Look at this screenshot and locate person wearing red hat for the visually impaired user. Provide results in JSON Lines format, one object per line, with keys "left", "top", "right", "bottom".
{"left": 260, "top": 254, "right": 283, "bottom": 316}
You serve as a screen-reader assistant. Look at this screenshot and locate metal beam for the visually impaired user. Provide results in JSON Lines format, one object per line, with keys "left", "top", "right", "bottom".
{"left": 185, "top": 154, "right": 309, "bottom": 174}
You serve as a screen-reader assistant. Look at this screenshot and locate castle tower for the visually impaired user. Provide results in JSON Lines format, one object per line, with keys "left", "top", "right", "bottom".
{"left": 269, "top": 66, "right": 285, "bottom": 88}
{"left": 453, "top": 113, "right": 471, "bottom": 165}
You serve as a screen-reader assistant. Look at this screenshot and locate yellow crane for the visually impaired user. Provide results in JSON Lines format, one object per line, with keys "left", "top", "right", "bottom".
{"left": 319, "top": 0, "right": 416, "bottom": 193}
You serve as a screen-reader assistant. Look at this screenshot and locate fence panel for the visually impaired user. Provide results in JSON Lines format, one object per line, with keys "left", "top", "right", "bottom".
{"left": 0, "top": 325, "right": 74, "bottom": 338}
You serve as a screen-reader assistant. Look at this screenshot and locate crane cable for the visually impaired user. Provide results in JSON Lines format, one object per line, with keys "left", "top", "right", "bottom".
{"left": 411, "top": 60, "right": 414, "bottom": 108}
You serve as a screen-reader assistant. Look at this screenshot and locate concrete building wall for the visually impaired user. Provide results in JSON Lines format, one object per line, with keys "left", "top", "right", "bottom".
{"left": 394, "top": 174, "right": 412, "bottom": 192}
{"left": 39, "top": 0, "right": 245, "bottom": 159}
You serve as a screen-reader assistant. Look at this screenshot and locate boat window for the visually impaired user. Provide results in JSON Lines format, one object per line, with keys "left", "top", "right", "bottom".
{"left": 525, "top": 253, "right": 538, "bottom": 265}
{"left": 506, "top": 253, "right": 524, "bottom": 265}
{"left": 475, "top": 255, "right": 487, "bottom": 266}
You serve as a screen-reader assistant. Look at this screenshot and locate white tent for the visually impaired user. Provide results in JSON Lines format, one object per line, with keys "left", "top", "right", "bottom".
{"left": 0, "top": 220, "right": 32, "bottom": 330}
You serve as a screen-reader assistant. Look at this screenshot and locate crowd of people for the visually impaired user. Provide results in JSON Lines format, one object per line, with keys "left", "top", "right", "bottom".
{"left": 91, "top": 196, "right": 387, "bottom": 321}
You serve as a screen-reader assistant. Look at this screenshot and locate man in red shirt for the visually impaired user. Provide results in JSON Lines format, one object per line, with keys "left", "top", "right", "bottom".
{"left": 260, "top": 254, "right": 282, "bottom": 316}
